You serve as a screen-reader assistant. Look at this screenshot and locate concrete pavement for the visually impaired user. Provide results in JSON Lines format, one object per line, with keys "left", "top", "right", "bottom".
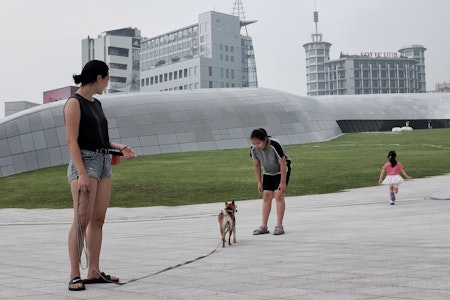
{"left": 2, "top": 174, "right": 450, "bottom": 299}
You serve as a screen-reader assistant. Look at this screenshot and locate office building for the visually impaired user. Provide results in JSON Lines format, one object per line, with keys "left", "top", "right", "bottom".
{"left": 82, "top": 27, "right": 141, "bottom": 93}
{"left": 4, "top": 101, "right": 40, "bottom": 117}
{"left": 303, "top": 11, "right": 426, "bottom": 96}
{"left": 43, "top": 86, "right": 78, "bottom": 104}
{"left": 139, "top": 10, "right": 258, "bottom": 92}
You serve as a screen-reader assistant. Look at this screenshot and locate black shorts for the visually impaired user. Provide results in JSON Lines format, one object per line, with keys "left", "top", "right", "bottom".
{"left": 262, "top": 162, "right": 292, "bottom": 191}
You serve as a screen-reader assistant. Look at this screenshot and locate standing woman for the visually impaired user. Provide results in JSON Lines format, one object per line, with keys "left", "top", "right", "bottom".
{"left": 250, "top": 128, "right": 292, "bottom": 236}
{"left": 65, "top": 60, "right": 136, "bottom": 291}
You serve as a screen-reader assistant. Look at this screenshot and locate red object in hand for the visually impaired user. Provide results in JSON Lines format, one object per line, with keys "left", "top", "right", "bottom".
{"left": 111, "top": 155, "right": 120, "bottom": 165}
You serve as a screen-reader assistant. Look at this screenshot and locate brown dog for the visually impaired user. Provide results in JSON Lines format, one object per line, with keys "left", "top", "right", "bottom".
{"left": 218, "top": 201, "right": 237, "bottom": 247}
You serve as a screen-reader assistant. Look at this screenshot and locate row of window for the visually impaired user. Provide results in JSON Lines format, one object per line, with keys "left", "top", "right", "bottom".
{"left": 109, "top": 63, "right": 127, "bottom": 70}
{"left": 354, "top": 79, "right": 415, "bottom": 88}
{"left": 354, "top": 61, "right": 415, "bottom": 69}
{"left": 219, "top": 44, "right": 235, "bottom": 53}
{"left": 141, "top": 25, "right": 199, "bottom": 50}
{"left": 208, "top": 67, "right": 236, "bottom": 80}
{"left": 160, "top": 83, "right": 199, "bottom": 91}
{"left": 308, "top": 69, "right": 419, "bottom": 81}
{"left": 141, "top": 40, "right": 199, "bottom": 60}
{"left": 108, "top": 46, "right": 129, "bottom": 57}
{"left": 141, "top": 67, "right": 198, "bottom": 87}
{"left": 354, "top": 89, "right": 415, "bottom": 94}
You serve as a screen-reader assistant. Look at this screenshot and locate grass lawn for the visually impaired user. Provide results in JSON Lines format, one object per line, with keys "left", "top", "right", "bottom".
{"left": 1, "top": 129, "right": 450, "bottom": 209}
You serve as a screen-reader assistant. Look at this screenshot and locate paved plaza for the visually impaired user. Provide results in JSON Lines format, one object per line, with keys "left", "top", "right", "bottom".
{"left": 2, "top": 174, "right": 450, "bottom": 299}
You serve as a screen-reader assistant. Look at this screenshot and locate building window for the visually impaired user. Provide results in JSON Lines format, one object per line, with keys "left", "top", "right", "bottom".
{"left": 209, "top": 81, "right": 213, "bottom": 88}
{"left": 110, "top": 76, "right": 126, "bottom": 83}
{"left": 209, "top": 66, "right": 213, "bottom": 76}
{"left": 146, "top": 78, "right": 149, "bottom": 86}
{"left": 141, "top": 79, "right": 145, "bottom": 86}
{"left": 150, "top": 77, "right": 154, "bottom": 85}
{"left": 169, "top": 72, "right": 172, "bottom": 80}
{"left": 231, "top": 69, "right": 235, "bottom": 79}
{"left": 174, "top": 71, "right": 178, "bottom": 80}
{"left": 179, "top": 70, "right": 183, "bottom": 78}
{"left": 159, "top": 74, "right": 163, "bottom": 82}
{"left": 184, "top": 69, "right": 188, "bottom": 77}
{"left": 109, "top": 63, "right": 127, "bottom": 70}
{"left": 363, "top": 80, "right": 370, "bottom": 88}
{"left": 225, "top": 45, "right": 229, "bottom": 52}
{"left": 230, "top": 46, "right": 234, "bottom": 53}
{"left": 230, "top": 56, "right": 234, "bottom": 62}
{"left": 155, "top": 76, "right": 158, "bottom": 84}
{"left": 108, "top": 46, "right": 129, "bottom": 57}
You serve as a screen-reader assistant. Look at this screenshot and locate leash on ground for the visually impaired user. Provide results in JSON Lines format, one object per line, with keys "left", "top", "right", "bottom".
{"left": 76, "top": 190, "right": 226, "bottom": 285}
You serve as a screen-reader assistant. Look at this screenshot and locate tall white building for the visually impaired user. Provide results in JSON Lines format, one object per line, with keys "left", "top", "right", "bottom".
{"left": 303, "top": 11, "right": 427, "bottom": 96}
{"left": 139, "top": 10, "right": 258, "bottom": 92}
{"left": 82, "top": 27, "right": 141, "bottom": 93}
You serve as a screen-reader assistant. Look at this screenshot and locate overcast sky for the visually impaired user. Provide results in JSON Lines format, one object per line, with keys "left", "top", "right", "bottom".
{"left": 1, "top": 0, "right": 449, "bottom": 119}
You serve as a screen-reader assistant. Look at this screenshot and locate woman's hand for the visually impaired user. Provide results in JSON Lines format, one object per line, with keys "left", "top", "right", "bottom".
{"left": 121, "top": 146, "right": 137, "bottom": 160}
{"left": 77, "top": 173, "right": 90, "bottom": 192}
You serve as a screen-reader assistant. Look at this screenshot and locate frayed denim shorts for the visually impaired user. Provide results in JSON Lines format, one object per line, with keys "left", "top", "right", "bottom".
{"left": 67, "top": 150, "right": 112, "bottom": 182}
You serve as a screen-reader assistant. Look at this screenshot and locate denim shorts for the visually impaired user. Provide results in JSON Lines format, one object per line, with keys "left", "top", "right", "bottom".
{"left": 67, "top": 150, "right": 112, "bottom": 182}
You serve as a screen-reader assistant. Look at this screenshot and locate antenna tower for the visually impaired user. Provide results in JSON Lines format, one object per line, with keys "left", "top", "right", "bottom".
{"left": 232, "top": 0, "right": 246, "bottom": 21}
{"left": 312, "top": 2, "right": 323, "bottom": 42}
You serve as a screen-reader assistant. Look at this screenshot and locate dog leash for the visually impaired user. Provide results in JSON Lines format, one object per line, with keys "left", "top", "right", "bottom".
{"left": 76, "top": 190, "right": 227, "bottom": 285}
{"left": 115, "top": 235, "right": 225, "bottom": 285}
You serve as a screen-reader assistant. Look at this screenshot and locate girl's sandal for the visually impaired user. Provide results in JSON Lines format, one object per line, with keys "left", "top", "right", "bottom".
{"left": 253, "top": 226, "right": 269, "bottom": 235}
{"left": 273, "top": 226, "right": 285, "bottom": 235}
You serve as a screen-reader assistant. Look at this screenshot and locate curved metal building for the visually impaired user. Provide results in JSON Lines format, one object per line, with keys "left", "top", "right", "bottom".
{"left": 0, "top": 88, "right": 449, "bottom": 177}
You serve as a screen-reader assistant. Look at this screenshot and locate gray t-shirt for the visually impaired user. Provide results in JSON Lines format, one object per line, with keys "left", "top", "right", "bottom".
{"left": 251, "top": 138, "right": 290, "bottom": 175}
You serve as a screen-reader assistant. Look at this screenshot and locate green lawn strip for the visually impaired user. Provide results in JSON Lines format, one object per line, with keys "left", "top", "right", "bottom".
{"left": 1, "top": 129, "right": 449, "bottom": 209}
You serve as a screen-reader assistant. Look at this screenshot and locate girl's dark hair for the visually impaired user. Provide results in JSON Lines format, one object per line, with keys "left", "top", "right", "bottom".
{"left": 388, "top": 150, "right": 397, "bottom": 167}
{"left": 73, "top": 60, "right": 109, "bottom": 85}
{"left": 250, "top": 128, "right": 269, "bottom": 141}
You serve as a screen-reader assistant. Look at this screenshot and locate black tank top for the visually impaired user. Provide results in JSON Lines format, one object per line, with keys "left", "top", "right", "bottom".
{"left": 66, "top": 93, "right": 110, "bottom": 151}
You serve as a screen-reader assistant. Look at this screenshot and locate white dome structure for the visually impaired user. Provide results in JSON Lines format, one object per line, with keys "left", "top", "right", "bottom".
{"left": 1, "top": 88, "right": 449, "bottom": 177}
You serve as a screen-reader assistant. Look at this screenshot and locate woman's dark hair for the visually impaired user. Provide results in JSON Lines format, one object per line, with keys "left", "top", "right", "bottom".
{"left": 250, "top": 128, "right": 269, "bottom": 141}
{"left": 388, "top": 150, "right": 397, "bottom": 167}
{"left": 73, "top": 60, "right": 109, "bottom": 85}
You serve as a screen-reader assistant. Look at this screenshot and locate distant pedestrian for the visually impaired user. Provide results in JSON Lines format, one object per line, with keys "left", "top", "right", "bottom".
{"left": 250, "top": 128, "right": 291, "bottom": 235}
{"left": 378, "top": 150, "right": 412, "bottom": 205}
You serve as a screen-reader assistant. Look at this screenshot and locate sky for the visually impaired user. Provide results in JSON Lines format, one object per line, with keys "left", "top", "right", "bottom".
{"left": 1, "top": 0, "right": 449, "bottom": 119}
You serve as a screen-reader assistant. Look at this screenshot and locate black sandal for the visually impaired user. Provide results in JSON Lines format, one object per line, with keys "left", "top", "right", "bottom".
{"left": 68, "top": 276, "right": 85, "bottom": 291}
{"left": 83, "top": 272, "right": 119, "bottom": 284}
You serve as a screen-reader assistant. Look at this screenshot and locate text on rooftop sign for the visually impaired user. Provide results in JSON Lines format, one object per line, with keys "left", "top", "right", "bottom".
{"left": 361, "top": 52, "right": 398, "bottom": 58}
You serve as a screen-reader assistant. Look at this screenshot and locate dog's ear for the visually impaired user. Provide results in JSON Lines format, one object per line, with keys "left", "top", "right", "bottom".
{"left": 224, "top": 201, "right": 228, "bottom": 206}
{"left": 231, "top": 200, "right": 235, "bottom": 205}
